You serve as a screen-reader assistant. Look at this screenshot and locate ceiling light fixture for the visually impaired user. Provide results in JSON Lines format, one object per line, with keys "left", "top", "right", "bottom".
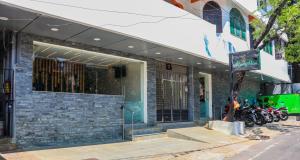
{"left": 93, "top": 38, "right": 101, "bottom": 41}
{"left": 0, "top": 17, "right": 9, "bottom": 21}
{"left": 155, "top": 52, "right": 161, "bottom": 55}
{"left": 225, "top": 69, "right": 229, "bottom": 71}
{"left": 50, "top": 28, "right": 59, "bottom": 32}
{"left": 178, "top": 57, "right": 183, "bottom": 60}
{"left": 128, "top": 45, "right": 134, "bottom": 49}
{"left": 197, "top": 62, "right": 202, "bottom": 65}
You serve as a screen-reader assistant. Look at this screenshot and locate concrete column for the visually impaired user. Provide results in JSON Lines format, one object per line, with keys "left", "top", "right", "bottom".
{"left": 146, "top": 61, "right": 157, "bottom": 126}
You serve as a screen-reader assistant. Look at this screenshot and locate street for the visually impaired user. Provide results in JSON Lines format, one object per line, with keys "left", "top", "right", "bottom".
{"left": 229, "top": 125, "right": 300, "bottom": 160}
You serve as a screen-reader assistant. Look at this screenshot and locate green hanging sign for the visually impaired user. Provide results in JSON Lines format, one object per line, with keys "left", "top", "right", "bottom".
{"left": 230, "top": 50, "right": 261, "bottom": 72}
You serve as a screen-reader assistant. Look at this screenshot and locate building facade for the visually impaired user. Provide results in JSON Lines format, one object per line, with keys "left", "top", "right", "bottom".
{"left": 0, "top": 0, "right": 290, "bottom": 148}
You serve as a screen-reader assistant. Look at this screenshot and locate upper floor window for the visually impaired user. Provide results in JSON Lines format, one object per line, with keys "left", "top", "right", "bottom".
{"left": 203, "top": 1, "right": 222, "bottom": 33}
{"left": 263, "top": 42, "right": 273, "bottom": 55}
{"left": 230, "top": 8, "right": 246, "bottom": 40}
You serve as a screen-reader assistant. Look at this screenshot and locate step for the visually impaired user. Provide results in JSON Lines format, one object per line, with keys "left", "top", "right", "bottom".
{"left": 0, "top": 138, "right": 11, "bottom": 145}
{"left": 0, "top": 138, "right": 17, "bottom": 153}
{"left": 125, "top": 127, "right": 162, "bottom": 140}
{"left": 158, "top": 121, "right": 197, "bottom": 131}
{"left": 0, "top": 143, "right": 17, "bottom": 153}
{"left": 130, "top": 127, "right": 161, "bottom": 135}
{"left": 133, "top": 132, "right": 167, "bottom": 141}
{"left": 124, "top": 123, "right": 149, "bottom": 130}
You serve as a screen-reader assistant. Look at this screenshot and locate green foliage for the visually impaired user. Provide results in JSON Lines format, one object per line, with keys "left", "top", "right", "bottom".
{"left": 285, "top": 28, "right": 300, "bottom": 62}
{"left": 251, "top": 0, "right": 300, "bottom": 63}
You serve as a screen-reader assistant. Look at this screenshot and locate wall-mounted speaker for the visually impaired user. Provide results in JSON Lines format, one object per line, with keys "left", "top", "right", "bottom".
{"left": 113, "top": 65, "right": 127, "bottom": 78}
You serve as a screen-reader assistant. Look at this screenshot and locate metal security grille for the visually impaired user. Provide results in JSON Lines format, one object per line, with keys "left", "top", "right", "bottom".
{"left": 0, "top": 69, "right": 14, "bottom": 137}
{"left": 156, "top": 63, "right": 188, "bottom": 122}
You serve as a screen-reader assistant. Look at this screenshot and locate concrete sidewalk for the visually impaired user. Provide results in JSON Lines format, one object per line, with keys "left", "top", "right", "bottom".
{"left": 0, "top": 126, "right": 285, "bottom": 160}
{"left": 1, "top": 137, "right": 219, "bottom": 160}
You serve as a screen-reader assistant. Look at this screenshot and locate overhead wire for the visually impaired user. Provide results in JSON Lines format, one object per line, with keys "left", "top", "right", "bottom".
{"left": 7, "top": 0, "right": 251, "bottom": 29}
{"left": 1, "top": 0, "right": 219, "bottom": 29}
{"left": 2, "top": 0, "right": 252, "bottom": 27}
{"left": 28, "top": 0, "right": 200, "bottom": 20}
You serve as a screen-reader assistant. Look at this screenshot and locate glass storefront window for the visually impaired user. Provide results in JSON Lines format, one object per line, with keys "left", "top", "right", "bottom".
{"left": 32, "top": 41, "right": 146, "bottom": 123}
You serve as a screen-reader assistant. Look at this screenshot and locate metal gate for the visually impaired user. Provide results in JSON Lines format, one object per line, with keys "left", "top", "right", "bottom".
{"left": 156, "top": 63, "right": 188, "bottom": 122}
{"left": 0, "top": 69, "right": 14, "bottom": 137}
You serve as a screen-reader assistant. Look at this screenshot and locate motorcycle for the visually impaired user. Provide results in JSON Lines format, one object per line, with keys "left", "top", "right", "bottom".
{"left": 242, "top": 99, "right": 266, "bottom": 126}
{"left": 279, "top": 108, "right": 289, "bottom": 121}
{"left": 267, "top": 107, "right": 280, "bottom": 122}
{"left": 223, "top": 99, "right": 255, "bottom": 127}
{"left": 253, "top": 105, "right": 273, "bottom": 124}
{"left": 267, "top": 107, "right": 289, "bottom": 122}
{"left": 275, "top": 107, "right": 289, "bottom": 121}
{"left": 234, "top": 106, "right": 255, "bottom": 127}
{"left": 251, "top": 105, "right": 266, "bottom": 126}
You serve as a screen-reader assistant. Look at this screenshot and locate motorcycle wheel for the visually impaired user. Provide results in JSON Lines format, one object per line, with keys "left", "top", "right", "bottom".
{"left": 280, "top": 112, "right": 289, "bottom": 121}
{"left": 244, "top": 117, "right": 254, "bottom": 127}
{"left": 255, "top": 114, "right": 265, "bottom": 126}
{"left": 274, "top": 116, "right": 280, "bottom": 122}
{"left": 267, "top": 113, "right": 273, "bottom": 123}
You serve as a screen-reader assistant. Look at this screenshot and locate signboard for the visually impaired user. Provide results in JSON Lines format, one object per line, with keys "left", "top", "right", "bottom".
{"left": 230, "top": 50, "right": 261, "bottom": 72}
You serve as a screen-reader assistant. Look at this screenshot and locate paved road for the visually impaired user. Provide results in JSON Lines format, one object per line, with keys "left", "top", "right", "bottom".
{"left": 229, "top": 125, "right": 300, "bottom": 160}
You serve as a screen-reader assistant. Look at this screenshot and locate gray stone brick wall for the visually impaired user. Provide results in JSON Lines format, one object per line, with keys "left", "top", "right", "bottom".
{"left": 15, "top": 33, "right": 157, "bottom": 147}
{"left": 15, "top": 92, "right": 124, "bottom": 147}
{"left": 211, "top": 71, "right": 260, "bottom": 119}
{"left": 146, "top": 60, "right": 157, "bottom": 125}
{"left": 188, "top": 66, "right": 195, "bottom": 121}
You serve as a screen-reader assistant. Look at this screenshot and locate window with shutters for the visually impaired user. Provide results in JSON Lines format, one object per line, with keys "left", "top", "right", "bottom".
{"left": 203, "top": 1, "right": 222, "bottom": 33}
{"left": 263, "top": 42, "right": 273, "bottom": 55}
{"left": 230, "top": 8, "right": 246, "bottom": 40}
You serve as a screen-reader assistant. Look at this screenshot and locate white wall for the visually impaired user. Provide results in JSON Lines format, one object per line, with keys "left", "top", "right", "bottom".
{"left": 172, "top": 0, "right": 290, "bottom": 82}
{"left": 176, "top": 0, "right": 251, "bottom": 55}
{"left": 233, "top": 0, "right": 258, "bottom": 13}
{"left": 1, "top": 0, "right": 290, "bottom": 82}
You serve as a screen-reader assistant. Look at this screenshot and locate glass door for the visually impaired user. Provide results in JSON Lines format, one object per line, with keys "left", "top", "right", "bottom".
{"left": 198, "top": 73, "right": 212, "bottom": 121}
{"left": 199, "top": 77, "right": 208, "bottom": 118}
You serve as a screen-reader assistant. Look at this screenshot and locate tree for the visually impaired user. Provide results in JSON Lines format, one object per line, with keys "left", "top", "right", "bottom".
{"left": 225, "top": 0, "right": 300, "bottom": 121}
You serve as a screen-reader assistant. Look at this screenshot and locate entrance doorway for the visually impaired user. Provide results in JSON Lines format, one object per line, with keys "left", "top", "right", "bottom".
{"left": 0, "top": 70, "right": 13, "bottom": 138}
{"left": 198, "top": 72, "right": 212, "bottom": 121}
{"left": 156, "top": 63, "right": 188, "bottom": 122}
